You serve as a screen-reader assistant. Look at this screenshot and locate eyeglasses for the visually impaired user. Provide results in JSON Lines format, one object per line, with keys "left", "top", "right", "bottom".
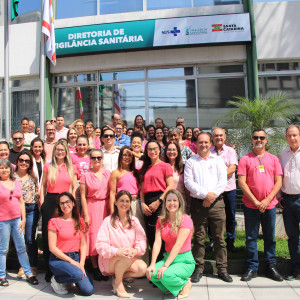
{"left": 115, "top": 127, "right": 123, "bottom": 130}
{"left": 13, "top": 137, "right": 23, "bottom": 141}
{"left": 59, "top": 199, "right": 72, "bottom": 207}
{"left": 46, "top": 129, "right": 55, "bottom": 132}
{"left": 90, "top": 156, "right": 103, "bottom": 161}
{"left": 122, "top": 153, "right": 133, "bottom": 157}
{"left": 252, "top": 136, "right": 266, "bottom": 141}
{"left": 55, "top": 148, "right": 66, "bottom": 152}
{"left": 167, "top": 149, "right": 177, "bottom": 152}
{"left": 103, "top": 134, "right": 115, "bottom": 138}
{"left": 147, "top": 147, "right": 159, "bottom": 152}
{"left": 18, "top": 158, "right": 30, "bottom": 164}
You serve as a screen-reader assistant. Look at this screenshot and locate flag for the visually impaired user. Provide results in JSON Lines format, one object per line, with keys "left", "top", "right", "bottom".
{"left": 11, "top": 0, "right": 19, "bottom": 21}
{"left": 114, "top": 84, "right": 121, "bottom": 115}
{"left": 42, "top": 0, "right": 56, "bottom": 65}
{"left": 76, "top": 87, "right": 84, "bottom": 120}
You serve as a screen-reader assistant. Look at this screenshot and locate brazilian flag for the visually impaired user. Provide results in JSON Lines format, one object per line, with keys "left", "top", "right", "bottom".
{"left": 11, "top": 0, "right": 19, "bottom": 21}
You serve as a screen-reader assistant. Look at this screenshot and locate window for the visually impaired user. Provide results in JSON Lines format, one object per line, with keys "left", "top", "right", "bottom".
{"left": 57, "top": 0, "right": 97, "bottom": 19}
{"left": 100, "top": 0, "right": 143, "bottom": 15}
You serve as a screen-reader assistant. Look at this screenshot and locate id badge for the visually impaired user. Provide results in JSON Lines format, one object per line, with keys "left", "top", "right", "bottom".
{"left": 259, "top": 165, "right": 265, "bottom": 173}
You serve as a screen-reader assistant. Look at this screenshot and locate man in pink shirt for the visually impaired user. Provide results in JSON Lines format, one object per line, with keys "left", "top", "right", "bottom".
{"left": 55, "top": 115, "right": 68, "bottom": 140}
{"left": 210, "top": 128, "right": 238, "bottom": 252}
{"left": 279, "top": 125, "right": 300, "bottom": 280}
{"left": 238, "top": 128, "right": 283, "bottom": 282}
{"left": 44, "top": 124, "right": 57, "bottom": 162}
{"left": 107, "top": 113, "right": 120, "bottom": 131}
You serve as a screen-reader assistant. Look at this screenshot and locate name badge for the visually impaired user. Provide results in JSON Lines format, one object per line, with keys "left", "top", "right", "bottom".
{"left": 259, "top": 165, "right": 265, "bottom": 173}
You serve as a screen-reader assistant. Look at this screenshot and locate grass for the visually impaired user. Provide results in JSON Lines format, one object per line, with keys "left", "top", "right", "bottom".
{"left": 204, "top": 230, "right": 290, "bottom": 260}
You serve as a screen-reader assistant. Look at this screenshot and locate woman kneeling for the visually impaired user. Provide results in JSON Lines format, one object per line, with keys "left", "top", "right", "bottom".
{"left": 96, "top": 190, "right": 147, "bottom": 298}
{"left": 48, "top": 192, "right": 94, "bottom": 296}
{"left": 146, "top": 189, "right": 195, "bottom": 299}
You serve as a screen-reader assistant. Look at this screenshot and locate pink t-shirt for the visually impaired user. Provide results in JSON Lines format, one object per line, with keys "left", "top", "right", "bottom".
{"left": 79, "top": 170, "right": 110, "bottom": 200}
{"left": 156, "top": 214, "right": 193, "bottom": 253}
{"left": 237, "top": 152, "right": 283, "bottom": 209}
{"left": 0, "top": 180, "right": 22, "bottom": 221}
{"left": 44, "top": 163, "right": 75, "bottom": 193}
{"left": 71, "top": 154, "right": 90, "bottom": 180}
{"left": 48, "top": 217, "right": 85, "bottom": 253}
{"left": 142, "top": 161, "right": 173, "bottom": 194}
{"left": 68, "top": 145, "right": 76, "bottom": 155}
{"left": 116, "top": 172, "right": 140, "bottom": 195}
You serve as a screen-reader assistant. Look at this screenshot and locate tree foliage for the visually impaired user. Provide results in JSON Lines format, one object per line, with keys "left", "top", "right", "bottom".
{"left": 216, "top": 92, "right": 300, "bottom": 157}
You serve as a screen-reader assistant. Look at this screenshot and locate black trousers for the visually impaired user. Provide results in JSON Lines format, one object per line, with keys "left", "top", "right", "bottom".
{"left": 144, "top": 191, "right": 164, "bottom": 263}
{"left": 41, "top": 193, "right": 59, "bottom": 272}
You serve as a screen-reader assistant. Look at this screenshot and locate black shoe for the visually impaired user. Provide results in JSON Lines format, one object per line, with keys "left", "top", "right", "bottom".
{"left": 241, "top": 270, "right": 257, "bottom": 281}
{"left": 265, "top": 264, "right": 283, "bottom": 282}
{"left": 226, "top": 240, "right": 237, "bottom": 253}
{"left": 218, "top": 272, "right": 233, "bottom": 283}
{"left": 285, "top": 270, "right": 300, "bottom": 281}
{"left": 191, "top": 269, "right": 203, "bottom": 283}
{"left": 45, "top": 270, "right": 53, "bottom": 283}
{"left": 205, "top": 241, "right": 214, "bottom": 252}
{"left": 93, "top": 268, "right": 108, "bottom": 281}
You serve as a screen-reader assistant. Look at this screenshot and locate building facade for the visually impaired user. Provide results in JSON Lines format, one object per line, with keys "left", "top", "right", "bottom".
{"left": 0, "top": 0, "right": 300, "bottom": 136}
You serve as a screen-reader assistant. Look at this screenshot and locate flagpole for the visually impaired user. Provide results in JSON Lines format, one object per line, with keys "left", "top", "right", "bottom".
{"left": 4, "top": 0, "right": 10, "bottom": 141}
{"left": 40, "top": 32, "right": 45, "bottom": 139}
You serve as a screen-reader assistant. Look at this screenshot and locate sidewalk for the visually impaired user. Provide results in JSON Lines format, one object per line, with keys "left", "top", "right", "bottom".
{"left": 1, "top": 272, "right": 300, "bottom": 300}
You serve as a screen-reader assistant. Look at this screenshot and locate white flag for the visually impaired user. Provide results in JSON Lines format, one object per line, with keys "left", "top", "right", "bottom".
{"left": 42, "top": 0, "right": 56, "bottom": 65}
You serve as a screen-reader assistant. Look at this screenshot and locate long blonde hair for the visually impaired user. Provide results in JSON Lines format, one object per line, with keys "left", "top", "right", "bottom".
{"left": 48, "top": 140, "right": 74, "bottom": 186}
{"left": 158, "top": 189, "right": 185, "bottom": 234}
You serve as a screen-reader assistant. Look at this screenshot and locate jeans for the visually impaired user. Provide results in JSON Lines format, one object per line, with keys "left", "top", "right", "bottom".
{"left": 0, "top": 217, "right": 32, "bottom": 278}
{"left": 244, "top": 206, "right": 276, "bottom": 271}
{"left": 49, "top": 252, "right": 94, "bottom": 296}
{"left": 25, "top": 204, "right": 39, "bottom": 267}
{"left": 282, "top": 194, "right": 300, "bottom": 272}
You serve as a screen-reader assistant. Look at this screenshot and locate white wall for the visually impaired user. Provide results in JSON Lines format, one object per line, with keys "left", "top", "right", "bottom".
{"left": 255, "top": 1, "right": 300, "bottom": 60}
{"left": 0, "top": 22, "right": 40, "bottom": 78}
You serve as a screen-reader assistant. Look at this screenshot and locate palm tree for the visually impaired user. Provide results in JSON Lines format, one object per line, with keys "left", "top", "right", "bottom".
{"left": 216, "top": 92, "right": 300, "bottom": 157}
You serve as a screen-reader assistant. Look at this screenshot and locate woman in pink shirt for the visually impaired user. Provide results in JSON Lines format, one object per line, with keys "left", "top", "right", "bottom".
{"left": 48, "top": 192, "right": 94, "bottom": 296}
{"left": 96, "top": 190, "right": 147, "bottom": 298}
{"left": 80, "top": 149, "right": 110, "bottom": 281}
{"left": 0, "top": 159, "right": 38, "bottom": 286}
{"left": 40, "top": 140, "right": 77, "bottom": 282}
{"left": 146, "top": 189, "right": 195, "bottom": 298}
{"left": 140, "top": 140, "right": 174, "bottom": 261}
{"left": 67, "top": 127, "right": 78, "bottom": 155}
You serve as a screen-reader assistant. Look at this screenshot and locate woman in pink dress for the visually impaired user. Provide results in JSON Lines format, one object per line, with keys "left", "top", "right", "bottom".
{"left": 96, "top": 190, "right": 147, "bottom": 298}
{"left": 80, "top": 149, "right": 110, "bottom": 281}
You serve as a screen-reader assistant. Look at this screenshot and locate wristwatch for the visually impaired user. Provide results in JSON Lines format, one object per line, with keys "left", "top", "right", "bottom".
{"left": 158, "top": 198, "right": 163, "bottom": 204}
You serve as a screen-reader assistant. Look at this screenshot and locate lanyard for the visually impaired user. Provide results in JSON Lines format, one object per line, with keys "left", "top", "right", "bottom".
{"left": 253, "top": 151, "right": 266, "bottom": 165}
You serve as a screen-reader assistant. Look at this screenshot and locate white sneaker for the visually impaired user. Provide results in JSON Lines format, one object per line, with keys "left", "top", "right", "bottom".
{"left": 51, "top": 276, "right": 68, "bottom": 295}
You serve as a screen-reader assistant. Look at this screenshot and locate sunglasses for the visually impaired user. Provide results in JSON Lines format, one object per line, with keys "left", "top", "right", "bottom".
{"left": 13, "top": 137, "right": 23, "bottom": 141}
{"left": 18, "top": 158, "right": 30, "bottom": 164}
{"left": 90, "top": 156, "right": 103, "bottom": 161}
{"left": 252, "top": 136, "right": 266, "bottom": 141}
{"left": 103, "top": 134, "right": 115, "bottom": 138}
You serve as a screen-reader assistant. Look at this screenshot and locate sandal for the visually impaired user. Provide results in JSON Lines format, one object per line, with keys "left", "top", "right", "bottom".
{"left": 27, "top": 275, "right": 39, "bottom": 285}
{"left": 0, "top": 278, "right": 9, "bottom": 286}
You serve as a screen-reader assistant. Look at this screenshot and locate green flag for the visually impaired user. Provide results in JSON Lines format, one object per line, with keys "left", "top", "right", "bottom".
{"left": 11, "top": 0, "right": 19, "bottom": 21}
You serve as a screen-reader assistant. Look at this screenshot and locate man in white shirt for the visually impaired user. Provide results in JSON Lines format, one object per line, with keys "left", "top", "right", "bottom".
{"left": 101, "top": 128, "right": 119, "bottom": 172}
{"left": 184, "top": 132, "right": 232, "bottom": 283}
{"left": 55, "top": 115, "right": 68, "bottom": 140}
{"left": 280, "top": 125, "right": 300, "bottom": 280}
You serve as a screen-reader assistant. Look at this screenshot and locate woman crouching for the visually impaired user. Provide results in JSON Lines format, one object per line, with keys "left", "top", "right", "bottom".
{"left": 48, "top": 192, "right": 94, "bottom": 296}
{"left": 96, "top": 190, "right": 147, "bottom": 298}
{"left": 146, "top": 189, "right": 195, "bottom": 299}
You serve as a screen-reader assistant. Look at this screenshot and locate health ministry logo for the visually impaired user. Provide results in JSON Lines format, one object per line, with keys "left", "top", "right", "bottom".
{"left": 186, "top": 26, "right": 208, "bottom": 35}
{"left": 161, "top": 27, "right": 181, "bottom": 36}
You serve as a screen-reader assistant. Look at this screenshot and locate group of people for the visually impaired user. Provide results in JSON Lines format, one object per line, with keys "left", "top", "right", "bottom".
{"left": 0, "top": 113, "right": 299, "bottom": 299}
